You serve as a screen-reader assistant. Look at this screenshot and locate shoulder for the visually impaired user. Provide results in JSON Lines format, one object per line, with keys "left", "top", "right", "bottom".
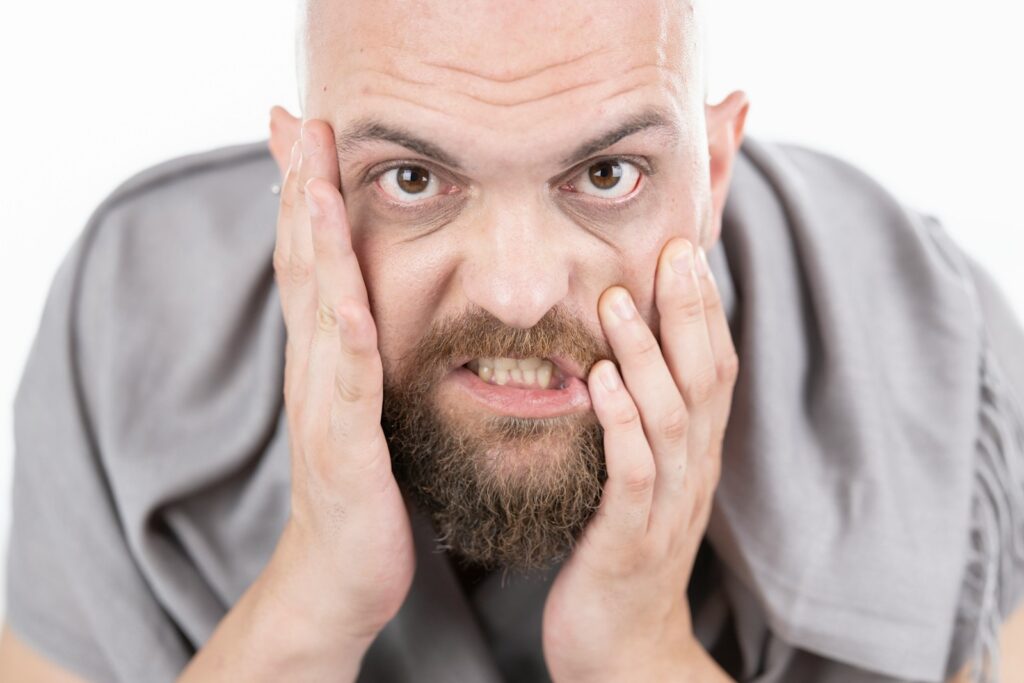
{"left": 737, "top": 137, "right": 897, "bottom": 200}
{"left": 727, "top": 137, "right": 963, "bottom": 277}
{"left": 732, "top": 137, "right": 933, "bottom": 238}
{"left": 71, "top": 139, "right": 279, "bottom": 314}
{"left": 78, "top": 139, "right": 279, "bottom": 274}
{"left": 51, "top": 140, "right": 285, "bottom": 440}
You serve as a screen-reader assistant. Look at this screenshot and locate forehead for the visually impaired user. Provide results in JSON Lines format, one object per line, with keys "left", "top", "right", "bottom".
{"left": 302, "top": 0, "right": 702, "bottom": 160}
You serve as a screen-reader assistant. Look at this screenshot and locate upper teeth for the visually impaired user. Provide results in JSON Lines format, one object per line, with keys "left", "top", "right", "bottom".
{"left": 470, "top": 357, "right": 556, "bottom": 389}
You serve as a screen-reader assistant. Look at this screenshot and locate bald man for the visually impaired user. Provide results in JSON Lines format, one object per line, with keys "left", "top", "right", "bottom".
{"left": 4, "top": 1, "right": 1024, "bottom": 681}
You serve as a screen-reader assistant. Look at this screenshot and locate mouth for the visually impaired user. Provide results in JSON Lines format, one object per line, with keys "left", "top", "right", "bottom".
{"left": 443, "top": 355, "right": 592, "bottom": 418}
{"left": 455, "top": 355, "right": 589, "bottom": 389}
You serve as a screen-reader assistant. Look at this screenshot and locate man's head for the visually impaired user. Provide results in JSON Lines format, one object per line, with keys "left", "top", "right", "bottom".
{"left": 280, "top": 0, "right": 748, "bottom": 571}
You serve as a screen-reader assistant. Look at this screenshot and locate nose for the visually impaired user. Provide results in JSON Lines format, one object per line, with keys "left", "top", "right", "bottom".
{"left": 460, "top": 206, "right": 570, "bottom": 329}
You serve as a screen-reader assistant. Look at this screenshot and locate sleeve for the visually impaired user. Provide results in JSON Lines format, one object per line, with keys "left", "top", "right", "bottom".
{"left": 4, "top": 218, "right": 193, "bottom": 682}
{"left": 944, "top": 246, "right": 1024, "bottom": 683}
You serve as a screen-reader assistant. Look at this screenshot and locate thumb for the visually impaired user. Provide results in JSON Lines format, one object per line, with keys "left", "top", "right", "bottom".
{"left": 269, "top": 105, "right": 302, "bottom": 177}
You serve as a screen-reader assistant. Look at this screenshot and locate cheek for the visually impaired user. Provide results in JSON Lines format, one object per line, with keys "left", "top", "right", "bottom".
{"left": 605, "top": 200, "right": 700, "bottom": 319}
{"left": 349, "top": 229, "right": 455, "bottom": 376}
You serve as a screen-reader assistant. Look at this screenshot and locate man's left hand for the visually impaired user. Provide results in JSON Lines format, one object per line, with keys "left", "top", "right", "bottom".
{"left": 542, "top": 238, "right": 739, "bottom": 683}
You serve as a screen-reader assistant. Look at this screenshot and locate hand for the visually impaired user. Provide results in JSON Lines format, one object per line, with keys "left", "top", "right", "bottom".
{"left": 265, "top": 110, "right": 416, "bottom": 644}
{"left": 541, "top": 238, "right": 739, "bottom": 682}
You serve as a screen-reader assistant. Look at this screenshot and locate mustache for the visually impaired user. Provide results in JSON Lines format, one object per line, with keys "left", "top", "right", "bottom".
{"left": 385, "top": 304, "right": 612, "bottom": 390}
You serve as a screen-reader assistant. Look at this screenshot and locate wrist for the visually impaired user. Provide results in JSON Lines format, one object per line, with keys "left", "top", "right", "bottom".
{"left": 249, "top": 567, "right": 375, "bottom": 678}
{"left": 250, "top": 523, "right": 379, "bottom": 675}
{"left": 263, "top": 520, "right": 384, "bottom": 642}
{"left": 179, "top": 526, "right": 376, "bottom": 683}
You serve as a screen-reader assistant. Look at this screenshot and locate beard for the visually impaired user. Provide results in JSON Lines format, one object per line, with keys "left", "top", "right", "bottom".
{"left": 381, "top": 305, "right": 612, "bottom": 573}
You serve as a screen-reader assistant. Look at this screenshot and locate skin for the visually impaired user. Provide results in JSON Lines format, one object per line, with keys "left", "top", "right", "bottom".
{"left": 1, "top": 1, "right": 1020, "bottom": 682}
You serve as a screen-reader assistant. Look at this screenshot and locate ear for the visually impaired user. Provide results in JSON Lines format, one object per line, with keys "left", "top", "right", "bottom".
{"left": 704, "top": 91, "right": 750, "bottom": 246}
{"left": 268, "top": 105, "right": 302, "bottom": 177}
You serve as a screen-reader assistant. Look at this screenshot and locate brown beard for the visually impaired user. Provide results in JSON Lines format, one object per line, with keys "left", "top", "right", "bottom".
{"left": 381, "top": 305, "right": 612, "bottom": 572}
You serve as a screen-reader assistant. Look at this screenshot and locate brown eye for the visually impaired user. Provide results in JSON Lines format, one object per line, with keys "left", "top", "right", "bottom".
{"left": 397, "top": 166, "right": 430, "bottom": 193}
{"left": 571, "top": 159, "right": 642, "bottom": 199}
{"left": 379, "top": 164, "right": 442, "bottom": 202}
{"left": 588, "top": 160, "right": 623, "bottom": 189}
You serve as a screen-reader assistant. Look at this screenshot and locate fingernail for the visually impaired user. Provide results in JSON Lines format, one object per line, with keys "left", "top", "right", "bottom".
{"left": 611, "top": 290, "right": 636, "bottom": 320}
{"left": 301, "top": 124, "right": 318, "bottom": 157}
{"left": 671, "top": 242, "right": 694, "bottom": 275}
{"left": 306, "top": 188, "right": 322, "bottom": 217}
{"left": 696, "top": 247, "right": 710, "bottom": 278}
{"left": 599, "top": 363, "right": 620, "bottom": 391}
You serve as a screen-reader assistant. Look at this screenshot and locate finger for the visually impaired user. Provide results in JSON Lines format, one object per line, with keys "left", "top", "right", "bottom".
{"left": 643, "top": 238, "right": 724, "bottom": 537}
{"left": 285, "top": 121, "right": 342, "bottom": 402}
{"left": 305, "top": 179, "right": 382, "bottom": 453}
{"left": 273, "top": 141, "right": 302, "bottom": 319}
{"left": 269, "top": 105, "right": 302, "bottom": 176}
{"left": 585, "top": 360, "right": 656, "bottom": 550}
{"left": 306, "top": 178, "right": 370, "bottom": 307}
{"left": 696, "top": 246, "right": 740, "bottom": 445}
{"left": 274, "top": 141, "right": 305, "bottom": 410}
{"left": 656, "top": 239, "right": 718, "bottom": 413}
{"left": 597, "top": 286, "right": 691, "bottom": 506}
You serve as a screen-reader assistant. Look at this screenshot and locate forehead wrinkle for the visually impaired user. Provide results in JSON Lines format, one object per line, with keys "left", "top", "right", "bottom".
{"left": 420, "top": 45, "right": 614, "bottom": 85}
{"left": 355, "top": 61, "right": 673, "bottom": 112}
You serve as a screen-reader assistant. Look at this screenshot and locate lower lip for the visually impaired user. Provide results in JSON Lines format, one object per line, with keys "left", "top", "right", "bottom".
{"left": 445, "top": 366, "right": 592, "bottom": 418}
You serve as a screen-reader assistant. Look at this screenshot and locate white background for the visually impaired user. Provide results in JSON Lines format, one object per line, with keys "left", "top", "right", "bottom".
{"left": 1, "top": 1, "right": 1021, "bottom": 622}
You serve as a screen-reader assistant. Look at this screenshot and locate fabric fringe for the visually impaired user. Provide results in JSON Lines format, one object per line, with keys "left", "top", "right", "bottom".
{"left": 957, "top": 342, "right": 1024, "bottom": 682}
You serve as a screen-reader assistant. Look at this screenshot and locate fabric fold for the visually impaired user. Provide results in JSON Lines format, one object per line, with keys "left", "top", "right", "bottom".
{"left": 947, "top": 340, "right": 1024, "bottom": 682}
{"left": 706, "top": 138, "right": 986, "bottom": 681}
{"left": 7, "top": 137, "right": 1022, "bottom": 682}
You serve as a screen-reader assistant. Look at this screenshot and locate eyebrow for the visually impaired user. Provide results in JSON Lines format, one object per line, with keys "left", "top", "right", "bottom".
{"left": 337, "top": 120, "right": 464, "bottom": 170}
{"left": 335, "top": 106, "right": 680, "bottom": 172}
{"left": 561, "top": 108, "right": 680, "bottom": 166}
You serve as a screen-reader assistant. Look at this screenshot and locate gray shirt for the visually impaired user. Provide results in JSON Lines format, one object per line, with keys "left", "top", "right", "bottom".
{"left": 7, "top": 137, "right": 1024, "bottom": 682}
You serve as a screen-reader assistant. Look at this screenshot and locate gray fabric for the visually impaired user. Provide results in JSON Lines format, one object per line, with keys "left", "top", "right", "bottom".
{"left": 6, "top": 137, "right": 1023, "bottom": 683}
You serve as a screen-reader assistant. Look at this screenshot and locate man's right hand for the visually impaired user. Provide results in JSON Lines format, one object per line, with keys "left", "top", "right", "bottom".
{"left": 174, "top": 114, "right": 415, "bottom": 683}
{"left": 266, "top": 116, "right": 417, "bottom": 645}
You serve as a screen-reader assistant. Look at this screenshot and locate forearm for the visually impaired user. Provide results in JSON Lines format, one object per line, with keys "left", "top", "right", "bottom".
{"left": 177, "top": 528, "right": 374, "bottom": 682}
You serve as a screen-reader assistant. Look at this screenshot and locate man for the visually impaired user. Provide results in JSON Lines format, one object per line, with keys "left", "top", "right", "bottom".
{"left": 3, "top": 1, "right": 1024, "bottom": 681}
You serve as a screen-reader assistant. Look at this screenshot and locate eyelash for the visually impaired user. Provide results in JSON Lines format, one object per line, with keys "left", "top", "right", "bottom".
{"left": 362, "top": 155, "right": 654, "bottom": 211}
{"left": 558, "top": 155, "right": 653, "bottom": 205}
{"left": 359, "top": 161, "right": 453, "bottom": 210}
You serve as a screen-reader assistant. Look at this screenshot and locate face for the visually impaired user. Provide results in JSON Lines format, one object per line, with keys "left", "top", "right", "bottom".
{"left": 299, "top": 0, "right": 738, "bottom": 571}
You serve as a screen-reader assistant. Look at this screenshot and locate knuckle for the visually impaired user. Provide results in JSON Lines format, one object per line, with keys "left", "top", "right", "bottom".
{"left": 685, "top": 373, "right": 717, "bottom": 407}
{"left": 288, "top": 254, "right": 314, "bottom": 285}
{"left": 631, "top": 334, "right": 663, "bottom": 368}
{"left": 659, "top": 403, "right": 690, "bottom": 444}
{"left": 700, "top": 283, "right": 724, "bottom": 315}
{"left": 334, "top": 370, "right": 367, "bottom": 404}
{"left": 675, "top": 294, "right": 705, "bottom": 320}
{"left": 272, "top": 248, "right": 290, "bottom": 280}
{"left": 278, "top": 185, "right": 297, "bottom": 210}
{"left": 611, "top": 403, "right": 643, "bottom": 431}
{"left": 716, "top": 351, "right": 740, "bottom": 383}
{"left": 623, "top": 463, "right": 656, "bottom": 496}
{"left": 316, "top": 299, "right": 340, "bottom": 335}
